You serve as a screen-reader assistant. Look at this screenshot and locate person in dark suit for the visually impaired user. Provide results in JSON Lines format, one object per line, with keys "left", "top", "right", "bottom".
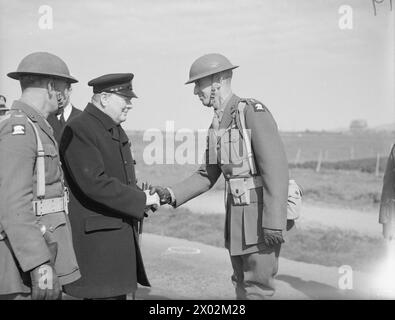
{"left": 60, "top": 73, "right": 159, "bottom": 300}
{"left": 47, "top": 84, "right": 82, "bottom": 144}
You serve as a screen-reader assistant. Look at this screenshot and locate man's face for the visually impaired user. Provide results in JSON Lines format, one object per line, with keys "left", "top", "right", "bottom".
{"left": 102, "top": 93, "right": 133, "bottom": 124}
{"left": 193, "top": 76, "right": 213, "bottom": 107}
{"left": 48, "top": 79, "right": 70, "bottom": 113}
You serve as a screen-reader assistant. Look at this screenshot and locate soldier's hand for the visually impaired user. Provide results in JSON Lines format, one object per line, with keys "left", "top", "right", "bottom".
{"left": 30, "top": 263, "right": 61, "bottom": 300}
{"left": 262, "top": 228, "right": 284, "bottom": 247}
{"left": 149, "top": 186, "right": 171, "bottom": 205}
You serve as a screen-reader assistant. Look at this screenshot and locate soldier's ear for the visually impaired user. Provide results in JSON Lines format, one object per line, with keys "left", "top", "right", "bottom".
{"left": 46, "top": 80, "right": 56, "bottom": 98}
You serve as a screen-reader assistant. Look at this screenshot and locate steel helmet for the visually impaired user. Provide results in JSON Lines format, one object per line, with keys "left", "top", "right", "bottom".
{"left": 7, "top": 52, "right": 78, "bottom": 83}
{"left": 185, "top": 53, "right": 238, "bottom": 85}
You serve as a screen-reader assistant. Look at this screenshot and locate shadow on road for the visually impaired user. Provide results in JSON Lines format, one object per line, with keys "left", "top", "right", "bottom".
{"left": 276, "top": 275, "right": 357, "bottom": 299}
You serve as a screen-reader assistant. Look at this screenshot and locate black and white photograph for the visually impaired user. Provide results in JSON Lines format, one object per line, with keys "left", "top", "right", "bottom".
{"left": 0, "top": 0, "right": 394, "bottom": 307}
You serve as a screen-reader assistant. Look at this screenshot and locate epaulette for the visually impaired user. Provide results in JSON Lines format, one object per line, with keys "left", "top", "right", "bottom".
{"left": 242, "top": 98, "right": 267, "bottom": 113}
{"left": 7, "top": 110, "right": 28, "bottom": 136}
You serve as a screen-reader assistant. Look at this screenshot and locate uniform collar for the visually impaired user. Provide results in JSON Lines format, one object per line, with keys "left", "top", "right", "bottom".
{"left": 11, "top": 100, "right": 46, "bottom": 122}
{"left": 218, "top": 94, "right": 240, "bottom": 131}
{"left": 85, "top": 103, "right": 129, "bottom": 144}
{"left": 85, "top": 103, "right": 117, "bottom": 131}
{"left": 11, "top": 100, "right": 56, "bottom": 143}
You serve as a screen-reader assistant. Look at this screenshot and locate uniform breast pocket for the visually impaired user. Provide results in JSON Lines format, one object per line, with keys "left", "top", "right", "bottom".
{"left": 220, "top": 130, "right": 247, "bottom": 165}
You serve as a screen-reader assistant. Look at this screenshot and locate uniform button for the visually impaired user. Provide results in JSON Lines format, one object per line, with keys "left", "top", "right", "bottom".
{"left": 48, "top": 226, "right": 54, "bottom": 232}
{"left": 226, "top": 174, "right": 231, "bottom": 179}
{"left": 124, "top": 160, "right": 128, "bottom": 165}
{"left": 220, "top": 160, "right": 225, "bottom": 164}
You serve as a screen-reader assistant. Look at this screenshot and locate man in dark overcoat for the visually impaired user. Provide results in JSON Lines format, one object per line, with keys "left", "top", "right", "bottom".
{"left": 60, "top": 73, "right": 159, "bottom": 300}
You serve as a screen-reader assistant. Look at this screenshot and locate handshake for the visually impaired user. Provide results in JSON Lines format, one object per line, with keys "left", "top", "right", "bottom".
{"left": 142, "top": 183, "right": 173, "bottom": 215}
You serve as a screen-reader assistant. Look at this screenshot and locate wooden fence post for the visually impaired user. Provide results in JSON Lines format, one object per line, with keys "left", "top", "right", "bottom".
{"left": 316, "top": 150, "right": 323, "bottom": 173}
{"left": 294, "top": 148, "right": 301, "bottom": 166}
{"left": 375, "top": 153, "right": 380, "bottom": 177}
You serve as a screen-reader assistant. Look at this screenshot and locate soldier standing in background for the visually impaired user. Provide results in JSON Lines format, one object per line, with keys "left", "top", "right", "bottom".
{"left": 47, "top": 84, "right": 81, "bottom": 144}
{"left": 379, "top": 144, "right": 395, "bottom": 239}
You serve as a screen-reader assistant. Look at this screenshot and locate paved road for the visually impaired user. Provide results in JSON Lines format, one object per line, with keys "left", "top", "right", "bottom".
{"left": 182, "top": 191, "right": 382, "bottom": 237}
{"left": 135, "top": 234, "right": 380, "bottom": 300}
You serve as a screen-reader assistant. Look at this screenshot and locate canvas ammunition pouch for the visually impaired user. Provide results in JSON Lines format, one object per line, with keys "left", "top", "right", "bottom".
{"left": 227, "top": 176, "right": 263, "bottom": 206}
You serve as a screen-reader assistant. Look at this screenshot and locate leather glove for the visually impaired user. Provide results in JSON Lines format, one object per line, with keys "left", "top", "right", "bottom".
{"left": 262, "top": 228, "right": 284, "bottom": 247}
{"left": 149, "top": 186, "right": 172, "bottom": 205}
{"left": 30, "top": 263, "right": 61, "bottom": 300}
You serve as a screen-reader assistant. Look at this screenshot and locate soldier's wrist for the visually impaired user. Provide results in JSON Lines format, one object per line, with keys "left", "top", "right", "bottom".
{"left": 166, "top": 187, "right": 176, "bottom": 206}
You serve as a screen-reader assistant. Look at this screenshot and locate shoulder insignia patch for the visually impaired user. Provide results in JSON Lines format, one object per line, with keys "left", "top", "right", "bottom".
{"left": 12, "top": 124, "right": 26, "bottom": 135}
{"left": 253, "top": 103, "right": 266, "bottom": 112}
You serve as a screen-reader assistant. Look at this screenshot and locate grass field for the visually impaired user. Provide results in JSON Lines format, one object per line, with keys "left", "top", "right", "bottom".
{"left": 144, "top": 207, "right": 386, "bottom": 272}
{"left": 128, "top": 130, "right": 388, "bottom": 210}
{"left": 133, "top": 130, "right": 389, "bottom": 270}
{"left": 129, "top": 130, "right": 395, "bottom": 163}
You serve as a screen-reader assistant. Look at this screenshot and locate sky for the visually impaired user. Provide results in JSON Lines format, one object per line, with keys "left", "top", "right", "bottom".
{"left": 0, "top": 0, "right": 393, "bottom": 131}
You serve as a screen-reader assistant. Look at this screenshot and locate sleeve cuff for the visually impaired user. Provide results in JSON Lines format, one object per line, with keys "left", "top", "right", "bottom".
{"left": 166, "top": 187, "right": 176, "bottom": 207}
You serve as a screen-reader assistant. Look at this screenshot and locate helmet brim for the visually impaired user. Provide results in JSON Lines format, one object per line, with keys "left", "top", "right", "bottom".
{"left": 185, "top": 65, "right": 238, "bottom": 85}
{"left": 7, "top": 71, "right": 78, "bottom": 84}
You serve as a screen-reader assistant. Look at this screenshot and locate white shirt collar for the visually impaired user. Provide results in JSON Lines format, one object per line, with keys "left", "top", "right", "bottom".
{"left": 57, "top": 103, "right": 72, "bottom": 121}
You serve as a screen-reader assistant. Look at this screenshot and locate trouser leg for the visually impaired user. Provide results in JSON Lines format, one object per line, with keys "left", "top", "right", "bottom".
{"left": 230, "top": 245, "right": 281, "bottom": 300}
{"left": 0, "top": 293, "right": 31, "bottom": 300}
{"left": 83, "top": 294, "right": 127, "bottom": 300}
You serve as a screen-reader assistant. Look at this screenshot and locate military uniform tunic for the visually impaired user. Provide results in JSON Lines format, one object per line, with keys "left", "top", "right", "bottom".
{"left": 171, "top": 94, "right": 289, "bottom": 299}
{"left": 172, "top": 94, "right": 289, "bottom": 255}
{"left": 0, "top": 101, "right": 80, "bottom": 295}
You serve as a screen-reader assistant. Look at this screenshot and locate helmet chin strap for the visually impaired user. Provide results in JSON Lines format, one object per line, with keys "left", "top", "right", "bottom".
{"left": 55, "top": 91, "right": 65, "bottom": 116}
{"left": 208, "top": 75, "right": 218, "bottom": 108}
{"left": 208, "top": 85, "right": 216, "bottom": 108}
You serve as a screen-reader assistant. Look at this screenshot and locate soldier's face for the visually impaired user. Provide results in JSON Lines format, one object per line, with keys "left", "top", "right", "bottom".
{"left": 193, "top": 77, "right": 213, "bottom": 107}
{"left": 103, "top": 93, "right": 133, "bottom": 124}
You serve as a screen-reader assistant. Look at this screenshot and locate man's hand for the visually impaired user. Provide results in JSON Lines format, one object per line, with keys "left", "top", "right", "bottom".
{"left": 142, "top": 182, "right": 158, "bottom": 214}
{"left": 149, "top": 186, "right": 172, "bottom": 205}
{"left": 144, "top": 190, "right": 160, "bottom": 211}
{"left": 262, "top": 228, "right": 284, "bottom": 247}
{"left": 30, "top": 263, "right": 61, "bottom": 300}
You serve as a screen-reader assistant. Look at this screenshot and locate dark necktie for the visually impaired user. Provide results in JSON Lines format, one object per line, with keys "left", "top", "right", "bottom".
{"left": 59, "top": 112, "right": 66, "bottom": 126}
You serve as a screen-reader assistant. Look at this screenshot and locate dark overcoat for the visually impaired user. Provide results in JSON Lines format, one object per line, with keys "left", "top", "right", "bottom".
{"left": 60, "top": 103, "right": 149, "bottom": 299}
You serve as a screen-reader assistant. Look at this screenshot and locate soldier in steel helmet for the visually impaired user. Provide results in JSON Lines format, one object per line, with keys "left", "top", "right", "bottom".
{"left": 150, "top": 53, "right": 292, "bottom": 299}
{"left": 0, "top": 52, "right": 80, "bottom": 299}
